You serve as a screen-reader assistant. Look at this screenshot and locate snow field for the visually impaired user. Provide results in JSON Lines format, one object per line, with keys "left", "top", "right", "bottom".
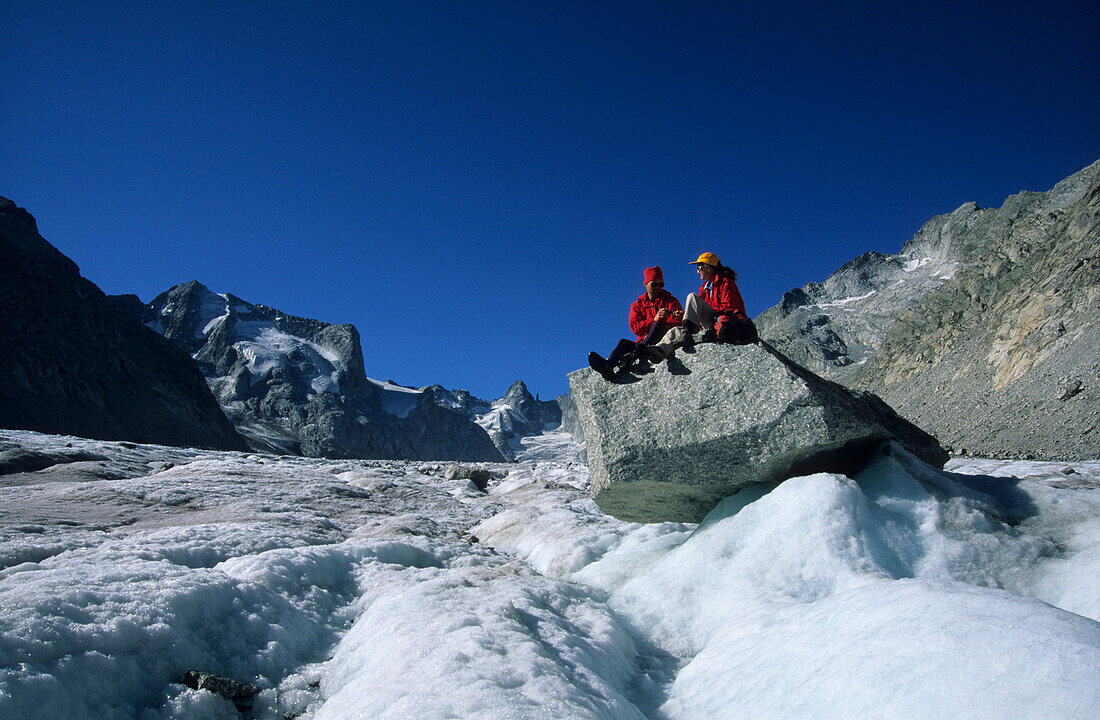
{"left": 2, "top": 430, "right": 1100, "bottom": 718}
{"left": 475, "top": 446, "right": 1100, "bottom": 719}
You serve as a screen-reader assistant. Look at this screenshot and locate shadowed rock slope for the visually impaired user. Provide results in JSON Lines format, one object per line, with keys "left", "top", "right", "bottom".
{"left": 757, "top": 159, "right": 1100, "bottom": 460}
{"left": 0, "top": 197, "right": 247, "bottom": 450}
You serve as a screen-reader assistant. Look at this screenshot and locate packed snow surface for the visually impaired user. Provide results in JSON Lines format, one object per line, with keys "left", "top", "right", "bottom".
{"left": 2, "top": 429, "right": 1099, "bottom": 719}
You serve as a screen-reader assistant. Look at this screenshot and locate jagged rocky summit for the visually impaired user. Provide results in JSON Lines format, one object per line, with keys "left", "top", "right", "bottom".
{"left": 465, "top": 380, "right": 562, "bottom": 458}
{"left": 757, "top": 159, "right": 1100, "bottom": 461}
{"left": 369, "top": 380, "right": 563, "bottom": 461}
{"left": 569, "top": 342, "right": 946, "bottom": 523}
{"left": 143, "top": 281, "right": 507, "bottom": 461}
{"left": 0, "top": 197, "right": 247, "bottom": 450}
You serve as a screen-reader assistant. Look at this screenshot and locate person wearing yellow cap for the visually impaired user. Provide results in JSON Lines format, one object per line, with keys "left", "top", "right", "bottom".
{"left": 644, "top": 252, "right": 757, "bottom": 361}
{"left": 588, "top": 266, "right": 684, "bottom": 381}
{"left": 684, "top": 251, "right": 756, "bottom": 344}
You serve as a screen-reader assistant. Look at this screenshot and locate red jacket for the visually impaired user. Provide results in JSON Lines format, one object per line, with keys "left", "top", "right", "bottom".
{"left": 699, "top": 276, "right": 748, "bottom": 320}
{"left": 629, "top": 290, "right": 683, "bottom": 341}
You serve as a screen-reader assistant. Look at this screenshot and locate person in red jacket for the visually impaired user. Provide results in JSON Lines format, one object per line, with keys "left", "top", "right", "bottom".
{"left": 683, "top": 252, "right": 757, "bottom": 344}
{"left": 643, "top": 251, "right": 757, "bottom": 361}
{"left": 589, "top": 266, "right": 683, "bottom": 381}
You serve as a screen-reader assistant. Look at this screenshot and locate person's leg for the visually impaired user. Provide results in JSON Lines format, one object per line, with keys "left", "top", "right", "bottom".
{"left": 607, "top": 338, "right": 639, "bottom": 365}
{"left": 589, "top": 338, "right": 639, "bottom": 380}
{"left": 683, "top": 293, "right": 716, "bottom": 331}
{"left": 640, "top": 321, "right": 668, "bottom": 345}
{"left": 648, "top": 325, "right": 687, "bottom": 360}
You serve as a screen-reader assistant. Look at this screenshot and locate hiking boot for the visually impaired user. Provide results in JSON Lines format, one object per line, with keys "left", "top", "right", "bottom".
{"left": 638, "top": 344, "right": 665, "bottom": 363}
{"left": 612, "top": 350, "right": 639, "bottom": 374}
{"left": 588, "top": 352, "right": 616, "bottom": 381}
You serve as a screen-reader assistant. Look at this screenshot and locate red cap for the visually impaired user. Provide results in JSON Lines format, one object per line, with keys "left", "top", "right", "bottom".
{"left": 643, "top": 266, "right": 664, "bottom": 285}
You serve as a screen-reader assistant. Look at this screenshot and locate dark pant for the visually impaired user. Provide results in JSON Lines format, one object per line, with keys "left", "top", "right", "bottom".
{"left": 607, "top": 322, "right": 669, "bottom": 364}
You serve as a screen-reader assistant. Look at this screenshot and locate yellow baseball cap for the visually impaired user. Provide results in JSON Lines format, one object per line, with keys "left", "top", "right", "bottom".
{"left": 690, "top": 252, "right": 720, "bottom": 266}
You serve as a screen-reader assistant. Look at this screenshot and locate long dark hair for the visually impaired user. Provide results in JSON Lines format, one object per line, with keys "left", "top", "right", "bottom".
{"left": 714, "top": 262, "right": 737, "bottom": 282}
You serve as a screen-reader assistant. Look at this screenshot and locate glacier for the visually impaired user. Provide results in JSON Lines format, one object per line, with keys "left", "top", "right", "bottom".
{"left": 1, "top": 428, "right": 1098, "bottom": 719}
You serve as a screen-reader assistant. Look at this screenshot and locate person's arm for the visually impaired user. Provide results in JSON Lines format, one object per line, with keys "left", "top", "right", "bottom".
{"left": 667, "top": 296, "right": 684, "bottom": 325}
{"left": 629, "top": 299, "right": 651, "bottom": 339}
{"left": 716, "top": 279, "right": 748, "bottom": 319}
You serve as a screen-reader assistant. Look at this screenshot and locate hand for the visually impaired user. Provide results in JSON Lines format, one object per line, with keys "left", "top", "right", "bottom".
{"left": 655, "top": 308, "right": 669, "bottom": 322}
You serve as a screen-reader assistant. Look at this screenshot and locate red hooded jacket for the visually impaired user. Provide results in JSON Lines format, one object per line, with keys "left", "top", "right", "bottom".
{"left": 629, "top": 290, "right": 683, "bottom": 341}
{"left": 698, "top": 275, "right": 748, "bottom": 321}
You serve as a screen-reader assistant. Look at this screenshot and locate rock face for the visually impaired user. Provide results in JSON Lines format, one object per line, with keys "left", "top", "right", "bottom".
{"left": 468, "top": 380, "right": 563, "bottom": 459}
{"left": 0, "top": 197, "right": 247, "bottom": 450}
{"left": 569, "top": 342, "right": 947, "bottom": 523}
{"left": 756, "top": 159, "right": 1100, "bottom": 460}
{"left": 557, "top": 393, "right": 583, "bottom": 444}
{"left": 375, "top": 380, "right": 563, "bottom": 461}
{"left": 755, "top": 247, "right": 960, "bottom": 382}
{"left": 144, "top": 281, "right": 505, "bottom": 461}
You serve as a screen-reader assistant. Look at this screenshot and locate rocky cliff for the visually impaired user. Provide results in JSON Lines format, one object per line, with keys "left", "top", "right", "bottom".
{"left": 144, "top": 282, "right": 505, "bottom": 461}
{"left": 0, "top": 198, "right": 247, "bottom": 450}
{"left": 757, "top": 159, "right": 1100, "bottom": 460}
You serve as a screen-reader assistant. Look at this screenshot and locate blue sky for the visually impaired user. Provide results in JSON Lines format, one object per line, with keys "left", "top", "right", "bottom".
{"left": 4, "top": 1, "right": 1098, "bottom": 401}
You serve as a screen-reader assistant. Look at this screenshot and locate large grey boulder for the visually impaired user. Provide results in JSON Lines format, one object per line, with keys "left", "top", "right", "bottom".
{"left": 569, "top": 342, "right": 947, "bottom": 523}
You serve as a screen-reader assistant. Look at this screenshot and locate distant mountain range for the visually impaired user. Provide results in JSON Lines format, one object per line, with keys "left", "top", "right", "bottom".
{"left": 0, "top": 198, "right": 559, "bottom": 459}
{"left": 3, "top": 158, "right": 1096, "bottom": 461}
{"left": 757, "top": 159, "right": 1099, "bottom": 460}
{"left": 138, "top": 281, "right": 560, "bottom": 461}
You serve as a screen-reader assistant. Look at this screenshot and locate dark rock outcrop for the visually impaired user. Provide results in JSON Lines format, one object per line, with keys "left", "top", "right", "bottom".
{"left": 144, "top": 281, "right": 504, "bottom": 461}
{"left": 756, "top": 159, "right": 1100, "bottom": 460}
{"left": 181, "top": 671, "right": 260, "bottom": 713}
{"left": 444, "top": 464, "right": 494, "bottom": 490}
{"left": 569, "top": 342, "right": 947, "bottom": 523}
{"left": 0, "top": 197, "right": 247, "bottom": 450}
{"left": 0, "top": 447, "right": 109, "bottom": 475}
{"left": 557, "top": 393, "right": 583, "bottom": 444}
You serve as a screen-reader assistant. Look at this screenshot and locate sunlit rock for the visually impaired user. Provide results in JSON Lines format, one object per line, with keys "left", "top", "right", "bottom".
{"left": 569, "top": 342, "right": 947, "bottom": 523}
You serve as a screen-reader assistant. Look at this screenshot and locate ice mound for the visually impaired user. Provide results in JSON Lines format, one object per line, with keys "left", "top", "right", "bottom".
{"left": 476, "top": 446, "right": 1100, "bottom": 718}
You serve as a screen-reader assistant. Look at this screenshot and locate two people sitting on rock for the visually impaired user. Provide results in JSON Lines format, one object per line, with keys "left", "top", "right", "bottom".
{"left": 588, "top": 265, "right": 684, "bottom": 381}
{"left": 588, "top": 252, "right": 758, "bottom": 381}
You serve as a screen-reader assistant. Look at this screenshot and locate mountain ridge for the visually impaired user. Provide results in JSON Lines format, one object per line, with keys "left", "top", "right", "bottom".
{"left": 0, "top": 198, "right": 247, "bottom": 451}
{"left": 142, "top": 281, "right": 561, "bottom": 461}
{"left": 757, "top": 158, "right": 1100, "bottom": 460}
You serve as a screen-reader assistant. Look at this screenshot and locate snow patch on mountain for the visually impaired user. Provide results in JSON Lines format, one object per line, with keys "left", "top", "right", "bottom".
{"left": 366, "top": 379, "right": 424, "bottom": 419}
{"left": 231, "top": 322, "right": 346, "bottom": 396}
